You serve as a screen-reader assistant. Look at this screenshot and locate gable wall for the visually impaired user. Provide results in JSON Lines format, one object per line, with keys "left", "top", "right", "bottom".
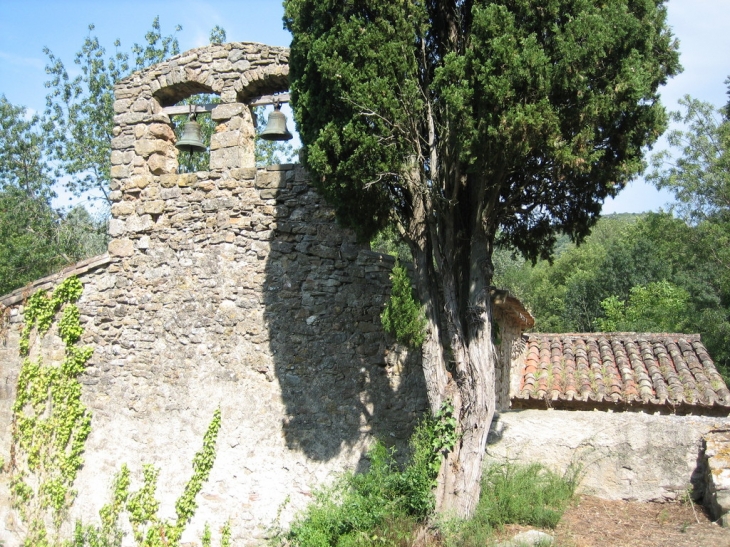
{"left": 0, "top": 43, "right": 429, "bottom": 545}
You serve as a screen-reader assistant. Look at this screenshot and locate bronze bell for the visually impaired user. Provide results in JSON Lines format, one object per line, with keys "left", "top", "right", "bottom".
{"left": 260, "top": 103, "right": 293, "bottom": 141}
{"left": 176, "top": 115, "right": 207, "bottom": 154}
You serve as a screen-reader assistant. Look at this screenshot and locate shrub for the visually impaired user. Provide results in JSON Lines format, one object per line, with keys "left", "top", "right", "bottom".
{"left": 381, "top": 262, "right": 426, "bottom": 347}
{"left": 444, "top": 462, "right": 578, "bottom": 547}
{"left": 282, "top": 415, "right": 440, "bottom": 547}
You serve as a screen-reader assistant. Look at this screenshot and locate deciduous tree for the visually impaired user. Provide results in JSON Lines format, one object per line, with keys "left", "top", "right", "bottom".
{"left": 0, "top": 96, "right": 106, "bottom": 294}
{"left": 284, "top": 0, "right": 680, "bottom": 516}
{"left": 43, "top": 17, "right": 182, "bottom": 204}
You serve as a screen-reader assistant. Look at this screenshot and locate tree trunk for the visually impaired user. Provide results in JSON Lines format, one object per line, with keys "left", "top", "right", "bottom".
{"left": 409, "top": 204, "right": 497, "bottom": 518}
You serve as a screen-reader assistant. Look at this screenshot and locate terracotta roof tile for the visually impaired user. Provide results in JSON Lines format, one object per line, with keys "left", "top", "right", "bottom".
{"left": 513, "top": 333, "right": 730, "bottom": 413}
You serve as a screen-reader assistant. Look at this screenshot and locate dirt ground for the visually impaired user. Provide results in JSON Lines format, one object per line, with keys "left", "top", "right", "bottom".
{"left": 497, "top": 495, "right": 730, "bottom": 547}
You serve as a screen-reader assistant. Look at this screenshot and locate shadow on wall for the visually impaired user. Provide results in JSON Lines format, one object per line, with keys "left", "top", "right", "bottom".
{"left": 262, "top": 166, "right": 428, "bottom": 464}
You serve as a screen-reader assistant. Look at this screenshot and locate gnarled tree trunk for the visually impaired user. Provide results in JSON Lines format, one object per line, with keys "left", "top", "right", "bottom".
{"left": 407, "top": 174, "right": 498, "bottom": 518}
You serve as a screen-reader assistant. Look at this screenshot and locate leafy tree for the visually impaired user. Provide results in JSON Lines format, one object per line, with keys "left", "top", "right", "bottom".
{"left": 596, "top": 280, "right": 691, "bottom": 332}
{"left": 648, "top": 96, "right": 730, "bottom": 227}
{"left": 0, "top": 96, "right": 56, "bottom": 199}
{"left": 0, "top": 97, "right": 106, "bottom": 294}
{"left": 647, "top": 90, "right": 730, "bottom": 377}
{"left": 284, "top": 0, "right": 680, "bottom": 516}
{"left": 43, "top": 17, "right": 183, "bottom": 204}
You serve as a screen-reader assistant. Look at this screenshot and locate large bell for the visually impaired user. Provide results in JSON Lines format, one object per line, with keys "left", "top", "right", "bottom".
{"left": 176, "top": 116, "right": 207, "bottom": 154}
{"left": 260, "top": 104, "right": 293, "bottom": 141}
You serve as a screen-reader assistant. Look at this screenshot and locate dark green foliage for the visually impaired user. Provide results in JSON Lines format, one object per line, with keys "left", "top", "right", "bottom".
{"left": 381, "top": 262, "right": 426, "bottom": 347}
{"left": 285, "top": 0, "right": 680, "bottom": 256}
{"left": 596, "top": 280, "right": 690, "bottom": 332}
{"left": 285, "top": 1, "right": 421, "bottom": 240}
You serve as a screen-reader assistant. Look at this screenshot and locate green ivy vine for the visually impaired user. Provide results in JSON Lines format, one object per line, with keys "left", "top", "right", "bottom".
{"left": 429, "top": 401, "right": 458, "bottom": 477}
{"left": 71, "top": 408, "right": 224, "bottom": 547}
{"left": 10, "top": 276, "right": 93, "bottom": 546}
{"left": 8, "top": 277, "right": 226, "bottom": 546}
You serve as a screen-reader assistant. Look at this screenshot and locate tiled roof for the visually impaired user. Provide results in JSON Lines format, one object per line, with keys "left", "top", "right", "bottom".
{"left": 513, "top": 333, "right": 730, "bottom": 413}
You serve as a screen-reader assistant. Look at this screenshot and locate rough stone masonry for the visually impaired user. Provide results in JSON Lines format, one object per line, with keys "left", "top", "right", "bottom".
{"left": 0, "top": 42, "right": 430, "bottom": 546}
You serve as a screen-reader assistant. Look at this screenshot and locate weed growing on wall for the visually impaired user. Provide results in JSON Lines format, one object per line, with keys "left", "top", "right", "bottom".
{"left": 9, "top": 276, "right": 93, "bottom": 546}
{"left": 381, "top": 262, "right": 426, "bottom": 348}
{"left": 71, "top": 408, "right": 223, "bottom": 547}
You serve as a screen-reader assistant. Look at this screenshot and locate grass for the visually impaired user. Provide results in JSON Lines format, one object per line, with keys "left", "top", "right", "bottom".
{"left": 442, "top": 462, "right": 579, "bottom": 547}
{"left": 274, "top": 414, "right": 579, "bottom": 547}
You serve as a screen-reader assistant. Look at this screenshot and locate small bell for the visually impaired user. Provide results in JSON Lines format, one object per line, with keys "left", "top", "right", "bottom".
{"left": 260, "top": 103, "right": 293, "bottom": 141}
{"left": 176, "top": 114, "right": 207, "bottom": 154}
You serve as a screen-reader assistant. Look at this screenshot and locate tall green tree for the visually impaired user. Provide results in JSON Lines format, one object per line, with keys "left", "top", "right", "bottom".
{"left": 648, "top": 96, "right": 730, "bottom": 227}
{"left": 284, "top": 0, "right": 680, "bottom": 516}
{"left": 646, "top": 91, "right": 730, "bottom": 377}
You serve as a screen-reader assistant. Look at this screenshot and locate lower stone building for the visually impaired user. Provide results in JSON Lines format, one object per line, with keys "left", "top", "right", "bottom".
{"left": 490, "top": 331, "right": 730, "bottom": 525}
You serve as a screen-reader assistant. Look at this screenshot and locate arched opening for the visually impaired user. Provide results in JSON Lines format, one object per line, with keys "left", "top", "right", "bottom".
{"left": 170, "top": 92, "right": 221, "bottom": 173}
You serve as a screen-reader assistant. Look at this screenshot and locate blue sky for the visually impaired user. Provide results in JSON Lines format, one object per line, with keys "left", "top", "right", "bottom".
{"left": 1, "top": 0, "right": 729, "bottom": 214}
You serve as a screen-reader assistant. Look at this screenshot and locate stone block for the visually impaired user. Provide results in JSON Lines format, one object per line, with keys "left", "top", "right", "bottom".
{"left": 232, "top": 167, "right": 257, "bottom": 180}
{"left": 159, "top": 174, "right": 178, "bottom": 188}
{"left": 148, "top": 123, "right": 176, "bottom": 141}
{"left": 113, "top": 99, "right": 132, "bottom": 114}
{"left": 110, "top": 150, "right": 125, "bottom": 165}
{"left": 134, "top": 139, "right": 170, "bottom": 158}
{"left": 111, "top": 134, "right": 135, "bottom": 150}
{"left": 131, "top": 98, "right": 148, "bottom": 112}
{"left": 108, "top": 219, "right": 125, "bottom": 237}
{"left": 148, "top": 153, "right": 176, "bottom": 175}
{"left": 110, "top": 165, "right": 129, "bottom": 179}
{"left": 125, "top": 215, "right": 153, "bottom": 233}
{"left": 210, "top": 131, "right": 242, "bottom": 150}
{"left": 108, "top": 238, "right": 135, "bottom": 256}
{"left": 178, "top": 174, "right": 197, "bottom": 187}
{"left": 143, "top": 201, "right": 165, "bottom": 215}
{"left": 255, "top": 171, "right": 287, "bottom": 189}
{"left": 211, "top": 103, "right": 246, "bottom": 121}
{"left": 259, "top": 189, "right": 278, "bottom": 200}
{"left": 111, "top": 202, "right": 135, "bottom": 217}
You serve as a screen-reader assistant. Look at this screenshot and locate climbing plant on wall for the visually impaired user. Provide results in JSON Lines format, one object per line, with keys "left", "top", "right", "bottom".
{"left": 9, "top": 276, "right": 93, "bottom": 546}
{"left": 70, "top": 408, "right": 224, "bottom": 547}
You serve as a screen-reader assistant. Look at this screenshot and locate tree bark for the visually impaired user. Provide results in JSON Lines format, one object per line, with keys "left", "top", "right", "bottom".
{"left": 407, "top": 181, "right": 497, "bottom": 518}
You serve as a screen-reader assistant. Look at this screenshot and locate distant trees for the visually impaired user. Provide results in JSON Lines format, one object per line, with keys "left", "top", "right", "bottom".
{"left": 0, "top": 96, "right": 106, "bottom": 294}
{"left": 494, "top": 212, "right": 730, "bottom": 381}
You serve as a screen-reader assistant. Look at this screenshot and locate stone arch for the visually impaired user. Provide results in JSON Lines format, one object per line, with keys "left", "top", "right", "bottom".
{"left": 110, "top": 42, "right": 289, "bottom": 184}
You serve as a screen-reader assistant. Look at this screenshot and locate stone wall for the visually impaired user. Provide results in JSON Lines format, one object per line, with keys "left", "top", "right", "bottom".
{"left": 703, "top": 427, "right": 730, "bottom": 525}
{"left": 0, "top": 41, "right": 430, "bottom": 546}
{"left": 487, "top": 409, "right": 729, "bottom": 503}
{"left": 0, "top": 162, "right": 428, "bottom": 546}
